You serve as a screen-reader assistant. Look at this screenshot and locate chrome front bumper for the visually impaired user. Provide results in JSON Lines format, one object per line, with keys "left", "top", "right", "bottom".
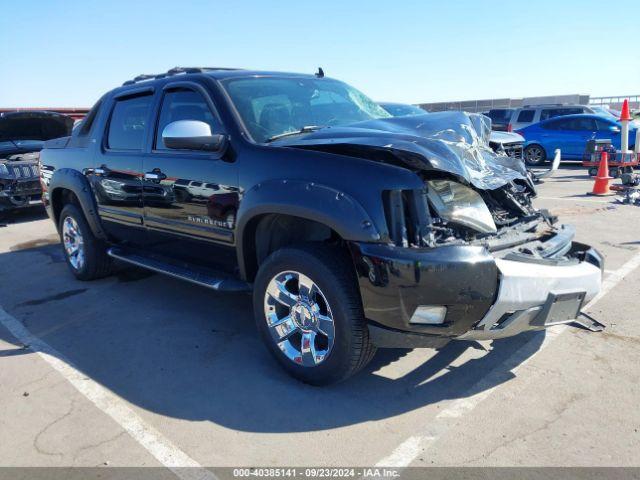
{"left": 456, "top": 248, "right": 603, "bottom": 341}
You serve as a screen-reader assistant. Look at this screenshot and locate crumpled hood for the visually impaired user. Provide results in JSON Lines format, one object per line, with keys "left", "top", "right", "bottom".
{"left": 273, "top": 111, "right": 528, "bottom": 190}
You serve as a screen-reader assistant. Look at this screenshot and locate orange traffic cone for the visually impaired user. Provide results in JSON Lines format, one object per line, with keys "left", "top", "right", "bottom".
{"left": 588, "top": 151, "right": 614, "bottom": 196}
{"left": 619, "top": 99, "right": 632, "bottom": 122}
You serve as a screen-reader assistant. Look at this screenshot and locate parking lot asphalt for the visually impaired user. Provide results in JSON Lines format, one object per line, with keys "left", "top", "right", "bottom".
{"left": 0, "top": 165, "right": 638, "bottom": 470}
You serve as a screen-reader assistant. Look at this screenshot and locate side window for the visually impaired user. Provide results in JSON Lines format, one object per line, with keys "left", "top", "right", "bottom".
{"left": 542, "top": 119, "right": 564, "bottom": 130}
{"left": 155, "top": 89, "right": 218, "bottom": 150}
{"left": 579, "top": 118, "right": 598, "bottom": 131}
{"left": 517, "top": 110, "right": 535, "bottom": 122}
{"left": 596, "top": 119, "right": 615, "bottom": 130}
{"left": 540, "top": 108, "right": 581, "bottom": 121}
{"left": 540, "top": 109, "right": 554, "bottom": 121}
{"left": 562, "top": 119, "right": 579, "bottom": 130}
{"left": 564, "top": 118, "right": 597, "bottom": 131}
{"left": 107, "top": 95, "right": 153, "bottom": 150}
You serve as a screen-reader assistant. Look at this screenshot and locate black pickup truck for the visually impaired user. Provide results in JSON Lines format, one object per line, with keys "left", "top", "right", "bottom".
{"left": 40, "top": 67, "right": 603, "bottom": 385}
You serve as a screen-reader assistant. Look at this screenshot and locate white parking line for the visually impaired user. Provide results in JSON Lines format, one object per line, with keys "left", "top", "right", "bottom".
{"left": 375, "top": 250, "right": 640, "bottom": 467}
{"left": 0, "top": 307, "right": 217, "bottom": 480}
{"left": 537, "top": 196, "right": 613, "bottom": 204}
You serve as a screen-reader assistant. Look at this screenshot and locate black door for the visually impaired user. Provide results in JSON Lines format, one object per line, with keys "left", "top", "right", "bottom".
{"left": 142, "top": 83, "right": 239, "bottom": 273}
{"left": 91, "top": 91, "right": 154, "bottom": 245}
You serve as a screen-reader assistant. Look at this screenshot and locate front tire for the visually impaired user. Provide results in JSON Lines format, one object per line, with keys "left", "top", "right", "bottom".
{"left": 59, "top": 204, "right": 112, "bottom": 281}
{"left": 253, "top": 244, "right": 376, "bottom": 385}
{"left": 524, "top": 144, "right": 547, "bottom": 166}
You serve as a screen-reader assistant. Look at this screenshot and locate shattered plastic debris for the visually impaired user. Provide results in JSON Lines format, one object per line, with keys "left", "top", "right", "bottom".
{"left": 617, "top": 189, "right": 640, "bottom": 205}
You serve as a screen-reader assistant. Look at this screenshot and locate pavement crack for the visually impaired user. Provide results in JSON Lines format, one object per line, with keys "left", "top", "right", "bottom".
{"left": 601, "top": 332, "right": 640, "bottom": 346}
{"left": 72, "top": 430, "right": 127, "bottom": 461}
{"left": 457, "top": 393, "right": 583, "bottom": 465}
{"left": 33, "top": 399, "right": 77, "bottom": 458}
{"left": 18, "top": 370, "right": 55, "bottom": 390}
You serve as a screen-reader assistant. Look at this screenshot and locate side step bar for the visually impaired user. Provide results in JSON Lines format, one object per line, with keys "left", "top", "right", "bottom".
{"left": 107, "top": 247, "right": 251, "bottom": 293}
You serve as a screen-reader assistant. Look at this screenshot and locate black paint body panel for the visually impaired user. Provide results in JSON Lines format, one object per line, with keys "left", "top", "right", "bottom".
{"left": 350, "top": 242, "right": 499, "bottom": 336}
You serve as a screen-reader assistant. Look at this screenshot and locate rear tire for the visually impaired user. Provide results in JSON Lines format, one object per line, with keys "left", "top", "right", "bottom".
{"left": 58, "top": 204, "right": 112, "bottom": 281}
{"left": 524, "top": 144, "right": 547, "bottom": 166}
{"left": 253, "top": 244, "right": 376, "bottom": 385}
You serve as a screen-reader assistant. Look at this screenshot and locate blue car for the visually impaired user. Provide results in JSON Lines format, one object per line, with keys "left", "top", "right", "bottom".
{"left": 517, "top": 114, "right": 637, "bottom": 165}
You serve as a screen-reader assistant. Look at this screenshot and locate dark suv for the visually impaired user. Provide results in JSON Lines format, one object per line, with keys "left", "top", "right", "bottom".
{"left": 40, "top": 67, "right": 602, "bottom": 385}
{"left": 1, "top": 111, "right": 73, "bottom": 215}
{"left": 482, "top": 108, "right": 515, "bottom": 131}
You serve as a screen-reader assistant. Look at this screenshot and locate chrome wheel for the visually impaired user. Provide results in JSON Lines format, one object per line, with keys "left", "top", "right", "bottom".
{"left": 263, "top": 271, "right": 335, "bottom": 367}
{"left": 62, "top": 216, "right": 85, "bottom": 270}
{"left": 525, "top": 145, "right": 545, "bottom": 165}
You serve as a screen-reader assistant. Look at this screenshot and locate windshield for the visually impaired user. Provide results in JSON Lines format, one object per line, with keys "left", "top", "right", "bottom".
{"left": 593, "top": 107, "right": 619, "bottom": 120}
{"left": 222, "top": 77, "right": 391, "bottom": 142}
{"left": 380, "top": 103, "right": 427, "bottom": 117}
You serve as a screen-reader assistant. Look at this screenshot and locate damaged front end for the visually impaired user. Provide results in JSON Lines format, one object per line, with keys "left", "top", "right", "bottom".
{"left": 0, "top": 155, "right": 43, "bottom": 213}
{"left": 280, "top": 111, "right": 603, "bottom": 345}
{"left": 284, "top": 111, "right": 549, "bottom": 252}
{"left": 0, "top": 111, "right": 74, "bottom": 214}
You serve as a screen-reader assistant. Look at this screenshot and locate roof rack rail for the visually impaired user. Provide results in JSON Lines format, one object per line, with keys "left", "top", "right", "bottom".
{"left": 122, "top": 66, "right": 241, "bottom": 86}
{"left": 521, "top": 103, "right": 581, "bottom": 108}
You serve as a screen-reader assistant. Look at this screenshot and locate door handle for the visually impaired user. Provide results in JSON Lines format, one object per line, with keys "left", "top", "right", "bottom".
{"left": 144, "top": 169, "right": 167, "bottom": 181}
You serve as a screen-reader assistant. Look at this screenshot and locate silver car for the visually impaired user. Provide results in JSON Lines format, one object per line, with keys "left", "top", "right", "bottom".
{"left": 508, "top": 104, "right": 595, "bottom": 131}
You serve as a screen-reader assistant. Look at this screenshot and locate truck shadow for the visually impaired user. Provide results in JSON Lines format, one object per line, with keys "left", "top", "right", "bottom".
{"left": 0, "top": 207, "right": 48, "bottom": 226}
{"left": 0, "top": 243, "right": 545, "bottom": 433}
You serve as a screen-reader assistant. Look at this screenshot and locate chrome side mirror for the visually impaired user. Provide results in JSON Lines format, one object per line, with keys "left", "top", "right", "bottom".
{"left": 162, "top": 120, "right": 227, "bottom": 152}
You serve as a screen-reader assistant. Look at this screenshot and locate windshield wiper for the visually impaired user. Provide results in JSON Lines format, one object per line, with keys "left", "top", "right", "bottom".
{"left": 266, "top": 125, "right": 322, "bottom": 143}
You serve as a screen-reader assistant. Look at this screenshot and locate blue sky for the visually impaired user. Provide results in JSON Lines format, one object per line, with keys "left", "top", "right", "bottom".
{"left": 1, "top": 0, "right": 639, "bottom": 107}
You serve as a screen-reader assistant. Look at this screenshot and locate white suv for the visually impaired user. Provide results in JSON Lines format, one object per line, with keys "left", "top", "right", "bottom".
{"left": 508, "top": 104, "right": 595, "bottom": 131}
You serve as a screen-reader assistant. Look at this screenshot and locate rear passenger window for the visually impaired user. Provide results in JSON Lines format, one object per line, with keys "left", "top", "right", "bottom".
{"left": 540, "top": 109, "right": 560, "bottom": 121}
{"left": 540, "top": 108, "right": 584, "bottom": 121}
{"left": 107, "top": 95, "right": 153, "bottom": 150}
{"left": 79, "top": 99, "right": 102, "bottom": 136}
{"left": 542, "top": 119, "right": 564, "bottom": 130}
{"left": 517, "top": 110, "right": 535, "bottom": 122}
{"left": 564, "top": 118, "right": 597, "bottom": 131}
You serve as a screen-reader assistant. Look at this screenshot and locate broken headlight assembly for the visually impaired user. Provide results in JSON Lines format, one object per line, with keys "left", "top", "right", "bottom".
{"left": 426, "top": 180, "right": 497, "bottom": 234}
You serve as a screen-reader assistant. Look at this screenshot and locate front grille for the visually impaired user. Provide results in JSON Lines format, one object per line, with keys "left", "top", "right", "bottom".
{"left": 504, "top": 143, "right": 523, "bottom": 160}
{"left": 9, "top": 164, "right": 38, "bottom": 179}
{"left": 382, "top": 188, "right": 432, "bottom": 247}
{"left": 14, "top": 180, "right": 41, "bottom": 193}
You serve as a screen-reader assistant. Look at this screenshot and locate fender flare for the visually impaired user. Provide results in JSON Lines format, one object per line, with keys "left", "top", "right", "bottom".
{"left": 49, "top": 168, "right": 107, "bottom": 240}
{"left": 236, "top": 179, "right": 381, "bottom": 279}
